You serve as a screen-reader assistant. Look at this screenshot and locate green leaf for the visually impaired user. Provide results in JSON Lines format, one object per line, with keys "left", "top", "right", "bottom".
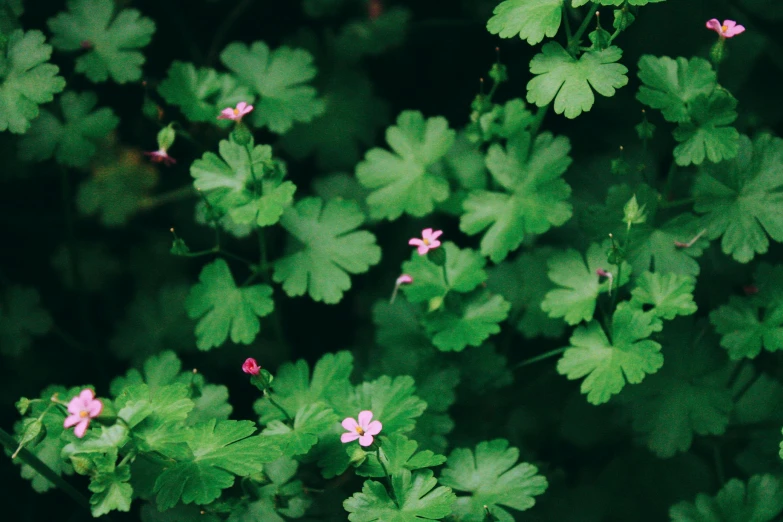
{"left": 18, "top": 90, "right": 118, "bottom": 167}
{"left": 0, "top": 285, "right": 52, "bottom": 356}
{"left": 343, "top": 469, "right": 456, "bottom": 522}
{"left": 254, "top": 351, "right": 354, "bottom": 423}
{"left": 486, "top": 0, "right": 563, "bottom": 45}
{"left": 191, "top": 136, "right": 295, "bottom": 228}
{"left": 373, "top": 299, "right": 431, "bottom": 353}
{"left": 261, "top": 402, "right": 338, "bottom": 456}
{"left": 352, "top": 376, "right": 427, "bottom": 434}
{"left": 487, "top": 247, "right": 566, "bottom": 338}
{"left": 460, "top": 131, "right": 572, "bottom": 262}
{"left": 711, "top": 296, "right": 783, "bottom": 360}
{"left": 629, "top": 271, "right": 697, "bottom": 321}
{"left": 620, "top": 319, "right": 733, "bottom": 458}
{"left": 693, "top": 134, "right": 783, "bottom": 263}
{"left": 423, "top": 291, "right": 511, "bottom": 352}
{"left": 669, "top": 474, "right": 783, "bottom": 522}
{"left": 0, "top": 29, "right": 65, "bottom": 133}
{"left": 541, "top": 241, "right": 630, "bottom": 325}
{"left": 356, "top": 433, "right": 446, "bottom": 478}
{"left": 153, "top": 419, "right": 282, "bottom": 510}
{"left": 475, "top": 98, "right": 534, "bottom": 145}
{"left": 227, "top": 457, "right": 311, "bottom": 522}
{"left": 672, "top": 90, "right": 740, "bottom": 166}
{"left": 527, "top": 42, "right": 628, "bottom": 119}
{"left": 220, "top": 41, "right": 325, "bottom": 133}
{"left": 440, "top": 439, "right": 548, "bottom": 522}
{"left": 273, "top": 197, "right": 381, "bottom": 304}
{"left": 356, "top": 110, "right": 455, "bottom": 220}
{"left": 279, "top": 70, "right": 389, "bottom": 170}
{"left": 636, "top": 55, "right": 716, "bottom": 123}
{"left": 157, "top": 61, "right": 254, "bottom": 123}
{"left": 185, "top": 258, "right": 274, "bottom": 350}
{"left": 557, "top": 303, "right": 664, "bottom": 405}
{"left": 401, "top": 242, "right": 487, "bottom": 303}
{"left": 48, "top": 0, "right": 155, "bottom": 83}
{"left": 89, "top": 461, "right": 132, "bottom": 516}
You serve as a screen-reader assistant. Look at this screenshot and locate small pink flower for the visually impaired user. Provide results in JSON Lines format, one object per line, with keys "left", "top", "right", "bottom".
{"left": 242, "top": 357, "right": 261, "bottom": 375}
{"left": 408, "top": 228, "right": 443, "bottom": 256}
{"left": 706, "top": 19, "right": 745, "bottom": 38}
{"left": 144, "top": 148, "right": 176, "bottom": 166}
{"left": 63, "top": 389, "right": 103, "bottom": 438}
{"left": 341, "top": 410, "right": 382, "bottom": 446}
{"left": 218, "top": 102, "right": 254, "bottom": 122}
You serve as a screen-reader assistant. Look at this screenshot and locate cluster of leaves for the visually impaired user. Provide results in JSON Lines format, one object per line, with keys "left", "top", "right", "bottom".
{"left": 4, "top": 0, "right": 783, "bottom": 521}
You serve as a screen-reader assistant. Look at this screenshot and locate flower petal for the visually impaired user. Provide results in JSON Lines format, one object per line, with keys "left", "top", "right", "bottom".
{"left": 408, "top": 238, "right": 424, "bottom": 247}
{"left": 357, "top": 410, "right": 374, "bottom": 429}
{"left": 429, "top": 239, "right": 441, "bottom": 249}
{"left": 723, "top": 20, "right": 736, "bottom": 29}
{"left": 421, "top": 228, "right": 433, "bottom": 239}
{"left": 429, "top": 230, "right": 443, "bottom": 240}
{"left": 365, "top": 420, "right": 382, "bottom": 436}
{"left": 706, "top": 19, "right": 722, "bottom": 32}
{"left": 341, "top": 432, "right": 360, "bottom": 443}
{"left": 359, "top": 433, "right": 374, "bottom": 446}
{"left": 417, "top": 244, "right": 429, "bottom": 255}
{"left": 73, "top": 419, "right": 90, "bottom": 438}
{"left": 726, "top": 24, "right": 745, "bottom": 37}
{"left": 78, "top": 389, "right": 95, "bottom": 403}
{"left": 87, "top": 399, "right": 103, "bottom": 418}
{"left": 342, "top": 417, "right": 359, "bottom": 431}
{"left": 63, "top": 414, "right": 81, "bottom": 429}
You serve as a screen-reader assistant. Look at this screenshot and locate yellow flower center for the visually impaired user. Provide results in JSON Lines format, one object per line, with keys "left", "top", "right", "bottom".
{"left": 79, "top": 410, "right": 89, "bottom": 418}
{"left": 721, "top": 24, "right": 728, "bottom": 32}
{"left": 422, "top": 238, "right": 430, "bottom": 245}
{"left": 355, "top": 426, "right": 366, "bottom": 435}
{"left": 233, "top": 108, "right": 240, "bottom": 116}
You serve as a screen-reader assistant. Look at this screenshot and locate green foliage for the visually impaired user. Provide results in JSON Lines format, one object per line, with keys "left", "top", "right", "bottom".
{"left": 401, "top": 242, "right": 486, "bottom": 303}
{"left": 88, "top": 456, "right": 132, "bottom": 516}
{"left": 356, "top": 433, "right": 445, "bottom": 478}
{"left": 423, "top": 291, "right": 511, "bottom": 352}
{"left": 352, "top": 376, "right": 427, "bottom": 434}
{"left": 629, "top": 272, "right": 698, "bottom": 322}
{"left": 191, "top": 135, "right": 295, "bottom": 228}
{"left": 693, "top": 134, "right": 783, "bottom": 263}
{"left": 486, "top": 0, "right": 563, "bottom": 45}
{"left": 220, "top": 41, "right": 325, "bottom": 133}
{"left": 262, "top": 402, "right": 337, "bottom": 456}
{"left": 620, "top": 319, "right": 733, "bottom": 458}
{"left": 18, "top": 91, "right": 118, "bottom": 168}
{"left": 636, "top": 56, "right": 716, "bottom": 123}
{"left": 527, "top": 43, "right": 628, "bottom": 119}
{"left": 185, "top": 258, "right": 274, "bottom": 350}
{"left": 0, "top": 285, "right": 52, "bottom": 356}
{"left": 356, "top": 110, "right": 455, "bottom": 220}
{"left": 440, "top": 439, "right": 548, "bottom": 522}
{"left": 273, "top": 197, "right": 381, "bottom": 304}
{"left": 343, "top": 469, "right": 455, "bottom": 522}
{"left": 669, "top": 474, "right": 783, "bottom": 522}
{"left": 157, "top": 61, "right": 253, "bottom": 123}
{"left": 672, "top": 90, "right": 739, "bottom": 166}
{"left": 152, "top": 419, "right": 282, "bottom": 510}
{"left": 460, "top": 131, "right": 573, "bottom": 262}
{"left": 0, "top": 29, "right": 65, "bottom": 133}
{"left": 557, "top": 303, "right": 664, "bottom": 404}
{"left": 542, "top": 241, "right": 630, "bottom": 325}
{"left": 48, "top": 0, "right": 155, "bottom": 83}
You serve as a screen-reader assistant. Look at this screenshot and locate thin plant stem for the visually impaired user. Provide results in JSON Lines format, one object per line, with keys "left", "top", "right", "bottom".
{"left": 377, "top": 448, "right": 397, "bottom": 506}
{"left": 267, "top": 395, "right": 293, "bottom": 423}
{"left": 0, "top": 427, "right": 91, "bottom": 513}
{"left": 513, "top": 348, "right": 567, "bottom": 370}
{"left": 569, "top": 3, "right": 600, "bottom": 55}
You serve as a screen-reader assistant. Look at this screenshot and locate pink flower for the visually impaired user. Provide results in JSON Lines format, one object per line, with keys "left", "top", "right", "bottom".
{"left": 63, "top": 389, "right": 103, "bottom": 438}
{"left": 408, "top": 228, "right": 443, "bottom": 255}
{"left": 218, "top": 102, "right": 254, "bottom": 122}
{"left": 144, "top": 148, "right": 176, "bottom": 166}
{"left": 341, "top": 410, "right": 382, "bottom": 446}
{"left": 706, "top": 19, "right": 745, "bottom": 38}
{"left": 242, "top": 357, "right": 261, "bottom": 375}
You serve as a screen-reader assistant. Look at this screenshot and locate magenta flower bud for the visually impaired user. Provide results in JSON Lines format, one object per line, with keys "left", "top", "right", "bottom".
{"left": 242, "top": 357, "right": 261, "bottom": 375}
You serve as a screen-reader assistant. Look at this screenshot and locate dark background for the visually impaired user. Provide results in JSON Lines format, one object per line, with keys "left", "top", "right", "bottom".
{"left": 2, "top": 0, "right": 782, "bottom": 520}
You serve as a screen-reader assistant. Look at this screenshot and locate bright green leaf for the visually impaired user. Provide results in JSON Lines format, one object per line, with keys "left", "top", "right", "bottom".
{"left": 48, "top": 0, "right": 155, "bottom": 83}
{"left": 711, "top": 296, "right": 783, "bottom": 360}
{"left": 527, "top": 42, "right": 628, "bottom": 119}
{"left": 185, "top": 259, "right": 274, "bottom": 350}
{"left": 423, "top": 291, "right": 511, "bottom": 352}
{"left": 629, "top": 271, "right": 698, "bottom": 321}
{"left": 356, "top": 110, "right": 455, "bottom": 220}
{"left": 89, "top": 461, "right": 132, "bottom": 516}
{"left": 557, "top": 303, "right": 664, "bottom": 404}
{"left": 357, "top": 433, "right": 446, "bottom": 478}
{"left": 636, "top": 55, "right": 716, "bottom": 123}
{"left": 401, "top": 242, "right": 487, "bottom": 303}
{"left": 460, "top": 131, "right": 573, "bottom": 262}
{"left": 440, "top": 439, "right": 548, "bottom": 522}
{"left": 673, "top": 90, "right": 740, "bottom": 166}
{"left": 352, "top": 376, "right": 427, "bottom": 434}
{"left": 262, "top": 402, "right": 338, "bottom": 456}
{"left": 343, "top": 469, "right": 456, "bottom": 522}
{"left": 273, "top": 197, "right": 381, "bottom": 304}
{"left": 486, "top": 0, "right": 563, "bottom": 45}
